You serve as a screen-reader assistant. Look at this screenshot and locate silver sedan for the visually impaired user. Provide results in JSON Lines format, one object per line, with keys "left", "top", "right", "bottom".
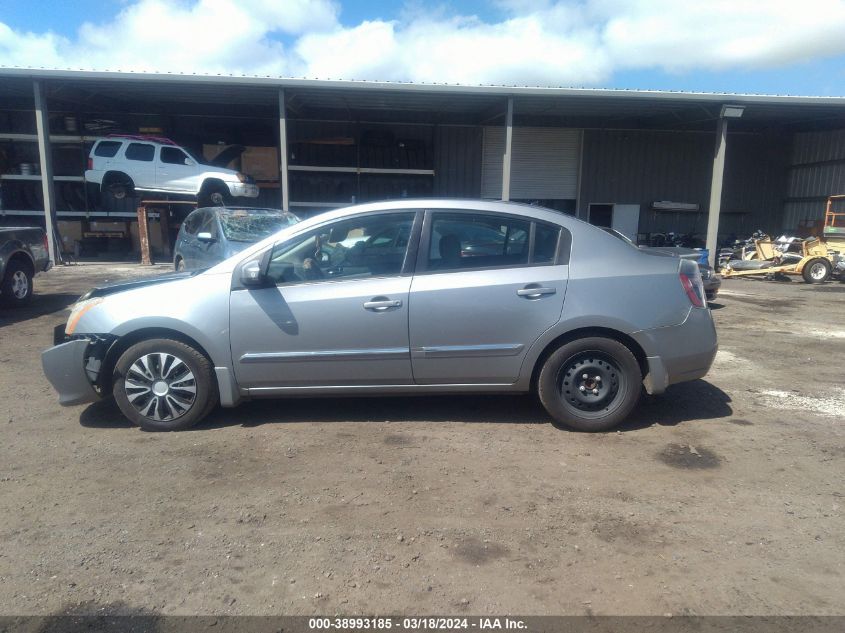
{"left": 42, "top": 199, "right": 717, "bottom": 432}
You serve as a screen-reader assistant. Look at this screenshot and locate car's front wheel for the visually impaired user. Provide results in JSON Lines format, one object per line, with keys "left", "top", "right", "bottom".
{"left": 112, "top": 338, "right": 218, "bottom": 431}
{"left": 538, "top": 337, "right": 642, "bottom": 432}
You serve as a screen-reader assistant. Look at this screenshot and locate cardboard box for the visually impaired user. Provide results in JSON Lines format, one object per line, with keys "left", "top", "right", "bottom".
{"left": 203, "top": 144, "right": 238, "bottom": 169}
{"left": 56, "top": 220, "right": 83, "bottom": 248}
{"left": 129, "top": 220, "right": 166, "bottom": 256}
{"left": 88, "top": 220, "right": 127, "bottom": 235}
{"left": 241, "top": 146, "right": 279, "bottom": 182}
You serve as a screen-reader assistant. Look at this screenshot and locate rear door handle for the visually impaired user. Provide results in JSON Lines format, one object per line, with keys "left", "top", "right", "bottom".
{"left": 363, "top": 298, "right": 402, "bottom": 311}
{"left": 517, "top": 286, "right": 556, "bottom": 298}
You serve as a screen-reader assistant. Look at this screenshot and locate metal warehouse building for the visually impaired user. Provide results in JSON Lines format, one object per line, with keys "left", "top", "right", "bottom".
{"left": 1, "top": 68, "right": 845, "bottom": 265}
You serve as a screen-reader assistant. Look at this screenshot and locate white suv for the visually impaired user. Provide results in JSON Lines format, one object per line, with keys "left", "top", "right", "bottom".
{"left": 85, "top": 135, "right": 259, "bottom": 207}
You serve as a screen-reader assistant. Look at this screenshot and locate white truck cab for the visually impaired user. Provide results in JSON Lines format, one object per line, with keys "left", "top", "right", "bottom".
{"left": 85, "top": 135, "right": 259, "bottom": 207}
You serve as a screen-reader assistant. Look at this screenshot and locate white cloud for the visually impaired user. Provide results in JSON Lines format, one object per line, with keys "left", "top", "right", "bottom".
{"left": 2, "top": 0, "right": 845, "bottom": 86}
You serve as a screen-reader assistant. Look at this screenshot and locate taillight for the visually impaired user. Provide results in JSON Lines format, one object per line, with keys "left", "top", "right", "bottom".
{"left": 43, "top": 233, "right": 50, "bottom": 255}
{"left": 680, "top": 272, "right": 705, "bottom": 308}
{"left": 87, "top": 157, "right": 93, "bottom": 170}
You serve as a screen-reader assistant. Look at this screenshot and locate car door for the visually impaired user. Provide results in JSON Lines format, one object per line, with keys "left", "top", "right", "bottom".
{"left": 229, "top": 210, "right": 420, "bottom": 389}
{"left": 122, "top": 142, "right": 157, "bottom": 190}
{"left": 192, "top": 210, "right": 225, "bottom": 268}
{"left": 409, "top": 209, "right": 569, "bottom": 384}
{"left": 157, "top": 146, "right": 199, "bottom": 192}
{"left": 178, "top": 209, "right": 205, "bottom": 269}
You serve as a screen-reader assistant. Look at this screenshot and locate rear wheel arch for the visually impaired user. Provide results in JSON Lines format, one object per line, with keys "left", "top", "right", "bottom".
{"left": 102, "top": 170, "right": 134, "bottom": 190}
{"left": 529, "top": 326, "right": 648, "bottom": 392}
{"left": 5, "top": 250, "right": 35, "bottom": 276}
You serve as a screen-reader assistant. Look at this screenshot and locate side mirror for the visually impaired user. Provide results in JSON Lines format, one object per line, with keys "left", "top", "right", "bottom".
{"left": 184, "top": 157, "right": 196, "bottom": 166}
{"left": 240, "top": 251, "right": 270, "bottom": 287}
{"left": 240, "top": 259, "right": 264, "bottom": 286}
{"left": 197, "top": 231, "right": 214, "bottom": 242}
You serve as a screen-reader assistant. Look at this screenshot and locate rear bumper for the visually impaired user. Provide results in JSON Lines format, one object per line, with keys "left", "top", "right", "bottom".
{"left": 634, "top": 307, "right": 717, "bottom": 395}
{"left": 41, "top": 339, "right": 100, "bottom": 406}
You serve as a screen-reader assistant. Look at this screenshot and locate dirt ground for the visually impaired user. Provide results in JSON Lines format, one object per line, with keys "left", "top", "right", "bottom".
{"left": 0, "top": 263, "right": 843, "bottom": 617}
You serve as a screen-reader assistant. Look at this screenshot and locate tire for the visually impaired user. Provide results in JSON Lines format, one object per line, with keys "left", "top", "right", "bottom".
{"left": 102, "top": 174, "right": 135, "bottom": 212}
{"left": 112, "top": 338, "right": 218, "bottom": 431}
{"left": 537, "top": 337, "right": 642, "bottom": 432}
{"left": 199, "top": 182, "right": 231, "bottom": 207}
{"left": 175, "top": 257, "right": 185, "bottom": 272}
{"left": 0, "top": 258, "right": 34, "bottom": 307}
{"left": 802, "top": 258, "right": 831, "bottom": 284}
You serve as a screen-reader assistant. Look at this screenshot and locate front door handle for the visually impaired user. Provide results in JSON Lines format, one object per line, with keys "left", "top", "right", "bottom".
{"left": 363, "top": 298, "right": 402, "bottom": 311}
{"left": 517, "top": 286, "right": 556, "bottom": 298}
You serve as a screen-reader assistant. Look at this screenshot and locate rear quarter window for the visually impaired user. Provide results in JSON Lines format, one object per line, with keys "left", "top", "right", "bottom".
{"left": 93, "top": 141, "right": 122, "bottom": 158}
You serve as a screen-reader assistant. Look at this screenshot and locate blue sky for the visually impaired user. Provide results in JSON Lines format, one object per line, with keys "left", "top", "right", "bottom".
{"left": 1, "top": 0, "right": 845, "bottom": 96}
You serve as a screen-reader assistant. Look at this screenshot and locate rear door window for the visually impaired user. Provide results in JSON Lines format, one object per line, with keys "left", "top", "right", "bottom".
{"left": 427, "top": 212, "right": 530, "bottom": 272}
{"left": 125, "top": 143, "right": 155, "bottom": 162}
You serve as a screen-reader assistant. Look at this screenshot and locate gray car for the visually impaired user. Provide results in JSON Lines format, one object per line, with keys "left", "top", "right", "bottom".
{"left": 42, "top": 199, "right": 717, "bottom": 432}
{"left": 173, "top": 206, "right": 299, "bottom": 271}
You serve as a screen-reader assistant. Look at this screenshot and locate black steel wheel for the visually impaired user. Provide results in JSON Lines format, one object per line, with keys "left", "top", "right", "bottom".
{"left": 538, "top": 337, "right": 642, "bottom": 432}
{"left": 112, "top": 338, "right": 217, "bottom": 431}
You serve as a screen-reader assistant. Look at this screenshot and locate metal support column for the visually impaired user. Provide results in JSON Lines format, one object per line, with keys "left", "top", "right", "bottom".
{"left": 33, "top": 80, "right": 59, "bottom": 265}
{"left": 278, "top": 88, "right": 290, "bottom": 212}
{"left": 705, "top": 117, "right": 729, "bottom": 267}
{"left": 502, "top": 97, "right": 513, "bottom": 201}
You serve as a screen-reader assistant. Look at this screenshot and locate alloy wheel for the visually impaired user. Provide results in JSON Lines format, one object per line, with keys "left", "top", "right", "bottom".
{"left": 11, "top": 271, "right": 29, "bottom": 299}
{"left": 124, "top": 352, "right": 197, "bottom": 421}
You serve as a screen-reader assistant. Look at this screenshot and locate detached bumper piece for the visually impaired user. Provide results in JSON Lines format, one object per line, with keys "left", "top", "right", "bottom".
{"left": 41, "top": 339, "right": 100, "bottom": 406}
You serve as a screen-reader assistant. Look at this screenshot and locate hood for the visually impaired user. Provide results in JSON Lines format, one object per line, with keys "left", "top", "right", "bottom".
{"left": 208, "top": 144, "right": 246, "bottom": 168}
{"left": 78, "top": 270, "right": 203, "bottom": 301}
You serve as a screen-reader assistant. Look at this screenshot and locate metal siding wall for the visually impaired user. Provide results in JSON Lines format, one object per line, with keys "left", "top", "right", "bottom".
{"left": 580, "top": 129, "right": 789, "bottom": 238}
{"left": 481, "top": 126, "right": 505, "bottom": 198}
{"left": 481, "top": 126, "right": 580, "bottom": 199}
{"left": 434, "top": 125, "right": 482, "bottom": 197}
{"left": 784, "top": 128, "right": 845, "bottom": 229}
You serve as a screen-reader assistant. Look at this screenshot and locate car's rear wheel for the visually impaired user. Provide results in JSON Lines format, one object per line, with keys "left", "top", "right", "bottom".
{"left": 538, "top": 337, "right": 642, "bottom": 432}
{"left": 112, "top": 338, "right": 217, "bottom": 431}
{"left": 1, "top": 257, "right": 34, "bottom": 307}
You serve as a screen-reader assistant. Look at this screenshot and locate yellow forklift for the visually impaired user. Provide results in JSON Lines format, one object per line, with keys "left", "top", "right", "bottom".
{"left": 722, "top": 195, "right": 845, "bottom": 284}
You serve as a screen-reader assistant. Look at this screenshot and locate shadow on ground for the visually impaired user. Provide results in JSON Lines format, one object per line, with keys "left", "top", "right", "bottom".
{"left": 0, "top": 293, "right": 78, "bottom": 328}
{"left": 79, "top": 379, "right": 732, "bottom": 433}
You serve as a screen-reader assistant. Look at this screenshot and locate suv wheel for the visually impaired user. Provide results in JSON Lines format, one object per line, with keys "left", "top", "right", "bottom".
{"left": 200, "top": 183, "right": 231, "bottom": 207}
{"left": 112, "top": 338, "right": 218, "bottom": 431}
{"left": 1, "top": 259, "right": 34, "bottom": 307}
{"left": 538, "top": 337, "right": 642, "bottom": 432}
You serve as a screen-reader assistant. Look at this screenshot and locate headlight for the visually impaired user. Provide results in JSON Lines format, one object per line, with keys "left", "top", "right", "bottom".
{"left": 66, "top": 297, "right": 104, "bottom": 335}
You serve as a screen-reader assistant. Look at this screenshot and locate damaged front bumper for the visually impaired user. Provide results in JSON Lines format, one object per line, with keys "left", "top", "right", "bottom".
{"left": 41, "top": 327, "right": 112, "bottom": 406}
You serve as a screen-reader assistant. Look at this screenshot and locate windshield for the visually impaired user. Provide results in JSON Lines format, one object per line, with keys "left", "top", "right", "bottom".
{"left": 219, "top": 209, "right": 299, "bottom": 242}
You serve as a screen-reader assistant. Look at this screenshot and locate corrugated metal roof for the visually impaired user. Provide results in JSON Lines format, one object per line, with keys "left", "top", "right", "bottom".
{"left": 3, "top": 66, "right": 845, "bottom": 106}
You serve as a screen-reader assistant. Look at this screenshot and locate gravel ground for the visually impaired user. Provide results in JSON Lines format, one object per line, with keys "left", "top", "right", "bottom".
{"left": 0, "top": 263, "right": 843, "bottom": 616}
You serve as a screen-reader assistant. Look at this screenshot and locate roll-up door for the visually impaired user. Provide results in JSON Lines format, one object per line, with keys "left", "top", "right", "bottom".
{"left": 481, "top": 127, "right": 580, "bottom": 200}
